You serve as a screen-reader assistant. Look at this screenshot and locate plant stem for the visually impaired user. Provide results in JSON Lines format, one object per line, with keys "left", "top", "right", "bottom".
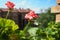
{"left": 5, "top": 9, "right": 10, "bottom": 19}
{"left": 24, "top": 21, "right": 30, "bottom": 32}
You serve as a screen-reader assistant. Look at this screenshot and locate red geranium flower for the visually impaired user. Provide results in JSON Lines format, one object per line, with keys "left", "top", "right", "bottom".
{"left": 25, "top": 14, "right": 33, "bottom": 20}
{"left": 25, "top": 10, "right": 38, "bottom": 20}
{"left": 28, "top": 10, "right": 38, "bottom": 18}
{"left": 5, "top": 1, "right": 15, "bottom": 9}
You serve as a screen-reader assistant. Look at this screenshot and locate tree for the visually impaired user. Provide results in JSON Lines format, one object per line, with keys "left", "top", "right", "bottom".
{"left": 37, "top": 8, "right": 55, "bottom": 28}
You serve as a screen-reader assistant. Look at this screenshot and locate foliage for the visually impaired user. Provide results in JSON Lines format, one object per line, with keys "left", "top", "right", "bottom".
{"left": 26, "top": 21, "right": 60, "bottom": 40}
{"left": 0, "top": 18, "right": 32, "bottom": 40}
{"left": 36, "top": 21, "right": 60, "bottom": 40}
{"left": 37, "top": 8, "right": 55, "bottom": 28}
{"left": 0, "top": 17, "right": 19, "bottom": 40}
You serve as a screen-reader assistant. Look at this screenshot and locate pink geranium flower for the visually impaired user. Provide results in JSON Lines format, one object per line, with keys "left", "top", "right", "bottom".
{"left": 25, "top": 14, "right": 33, "bottom": 20}
{"left": 25, "top": 10, "right": 38, "bottom": 20}
{"left": 5, "top": 1, "right": 15, "bottom": 9}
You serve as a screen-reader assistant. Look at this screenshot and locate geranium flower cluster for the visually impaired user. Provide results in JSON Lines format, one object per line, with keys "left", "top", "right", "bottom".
{"left": 5, "top": 1, "right": 15, "bottom": 9}
{"left": 25, "top": 10, "right": 38, "bottom": 20}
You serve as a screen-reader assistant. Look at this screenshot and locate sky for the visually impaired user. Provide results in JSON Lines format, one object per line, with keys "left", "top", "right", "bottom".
{"left": 0, "top": 0, "right": 56, "bottom": 13}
